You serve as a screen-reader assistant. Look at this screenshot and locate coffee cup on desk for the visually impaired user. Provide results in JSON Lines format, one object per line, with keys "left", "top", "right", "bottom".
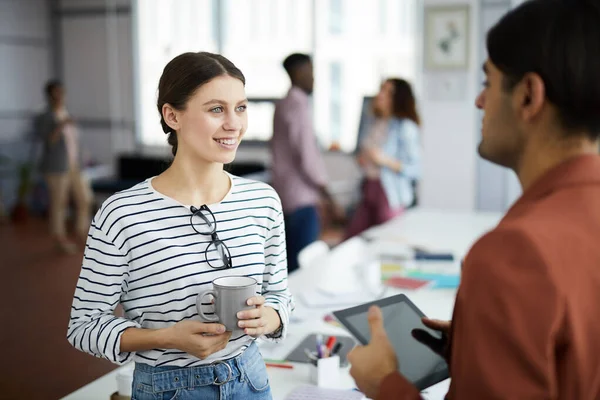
{"left": 197, "top": 276, "right": 257, "bottom": 332}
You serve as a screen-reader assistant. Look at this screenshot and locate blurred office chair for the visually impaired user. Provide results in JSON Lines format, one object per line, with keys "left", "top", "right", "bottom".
{"left": 297, "top": 240, "right": 330, "bottom": 270}
{"left": 315, "top": 236, "right": 374, "bottom": 294}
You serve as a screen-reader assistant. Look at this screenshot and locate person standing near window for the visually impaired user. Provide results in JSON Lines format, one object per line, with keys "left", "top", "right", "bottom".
{"left": 271, "top": 53, "right": 341, "bottom": 273}
{"left": 68, "top": 52, "right": 293, "bottom": 399}
{"left": 345, "top": 78, "right": 421, "bottom": 239}
{"left": 37, "top": 80, "right": 93, "bottom": 253}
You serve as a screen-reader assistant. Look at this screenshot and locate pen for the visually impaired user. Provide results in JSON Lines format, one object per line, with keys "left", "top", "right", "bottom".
{"left": 304, "top": 348, "right": 318, "bottom": 361}
{"left": 320, "top": 344, "right": 328, "bottom": 358}
{"left": 325, "top": 336, "right": 337, "bottom": 351}
{"left": 316, "top": 334, "right": 323, "bottom": 358}
{"left": 265, "top": 363, "right": 294, "bottom": 370}
{"left": 331, "top": 342, "right": 342, "bottom": 356}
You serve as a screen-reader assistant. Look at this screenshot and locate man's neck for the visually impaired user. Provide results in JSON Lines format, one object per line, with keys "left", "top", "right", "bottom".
{"left": 291, "top": 85, "right": 309, "bottom": 96}
{"left": 517, "top": 136, "right": 599, "bottom": 192}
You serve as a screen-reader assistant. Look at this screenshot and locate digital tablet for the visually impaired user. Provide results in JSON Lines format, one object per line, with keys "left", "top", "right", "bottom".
{"left": 333, "top": 294, "right": 449, "bottom": 391}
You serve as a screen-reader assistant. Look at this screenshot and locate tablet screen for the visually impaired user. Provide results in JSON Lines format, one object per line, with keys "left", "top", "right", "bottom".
{"left": 334, "top": 294, "right": 449, "bottom": 390}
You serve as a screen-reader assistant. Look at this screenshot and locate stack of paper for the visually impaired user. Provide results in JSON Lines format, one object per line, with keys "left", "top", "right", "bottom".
{"left": 285, "top": 386, "right": 365, "bottom": 400}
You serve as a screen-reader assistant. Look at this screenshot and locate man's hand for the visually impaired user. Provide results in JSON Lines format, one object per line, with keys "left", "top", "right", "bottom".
{"left": 348, "top": 306, "right": 398, "bottom": 399}
{"left": 411, "top": 318, "right": 451, "bottom": 361}
{"left": 319, "top": 187, "right": 346, "bottom": 226}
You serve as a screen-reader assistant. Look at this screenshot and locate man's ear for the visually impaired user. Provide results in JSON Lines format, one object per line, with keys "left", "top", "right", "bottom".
{"left": 517, "top": 73, "right": 546, "bottom": 123}
{"left": 162, "top": 104, "right": 180, "bottom": 132}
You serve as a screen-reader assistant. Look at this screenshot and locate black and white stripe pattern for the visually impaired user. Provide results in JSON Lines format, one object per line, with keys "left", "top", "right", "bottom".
{"left": 68, "top": 174, "right": 294, "bottom": 367}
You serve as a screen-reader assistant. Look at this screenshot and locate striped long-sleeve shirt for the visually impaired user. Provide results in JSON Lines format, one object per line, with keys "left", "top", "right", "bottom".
{"left": 67, "top": 173, "right": 294, "bottom": 367}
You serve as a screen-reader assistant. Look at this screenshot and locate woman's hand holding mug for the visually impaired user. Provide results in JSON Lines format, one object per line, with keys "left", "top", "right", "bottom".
{"left": 236, "top": 296, "right": 281, "bottom": 337}
{"left": 165, "top": 320, "right": 232, "bottom": 360}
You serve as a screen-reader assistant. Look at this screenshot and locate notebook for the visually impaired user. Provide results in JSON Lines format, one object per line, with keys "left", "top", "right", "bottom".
{"left": 384, "top": 276, "right": 431, "bottom": 290}
{"left": 285, "top": 386, "right": 365, "bottom": 400}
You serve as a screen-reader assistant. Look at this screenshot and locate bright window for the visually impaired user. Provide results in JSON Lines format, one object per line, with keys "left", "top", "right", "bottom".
{"left": 134, "top": 0, "right": 420, "bottom": 152}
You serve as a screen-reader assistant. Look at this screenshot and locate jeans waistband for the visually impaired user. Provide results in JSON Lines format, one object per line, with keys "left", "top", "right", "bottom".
{"left": 134, "top": 343, "right": 261, "bottom": 393}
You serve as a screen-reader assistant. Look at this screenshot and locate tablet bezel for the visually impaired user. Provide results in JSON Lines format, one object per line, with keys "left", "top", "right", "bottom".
{"left": 332, "top": 293, "right": 450, "bottom": 391}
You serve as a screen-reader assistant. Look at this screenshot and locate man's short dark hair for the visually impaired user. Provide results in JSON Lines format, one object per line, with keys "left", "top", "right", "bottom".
{"left": 44, "top": 79, "right": 62, "bottom": 98}
{"left": 282, "top": 53, "right": 311, "bottom": 77}
{"left": 487, "top": 0, "right": 600, "bottom": 139}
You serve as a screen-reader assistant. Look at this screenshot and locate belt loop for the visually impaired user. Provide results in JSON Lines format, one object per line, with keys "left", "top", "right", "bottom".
{"left": 235, "top": 353, "right": 246, "bottom": 383}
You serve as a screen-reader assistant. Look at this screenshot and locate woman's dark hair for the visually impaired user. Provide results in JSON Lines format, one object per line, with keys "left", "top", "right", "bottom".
{"left": 387, "top": 78, "right": 420, "bottom": 125}
{"left": 157, "top": 52, "right": 245, "bottom": 156}
{"left": 487, "top": 0, "right": 600, "bottom": 138}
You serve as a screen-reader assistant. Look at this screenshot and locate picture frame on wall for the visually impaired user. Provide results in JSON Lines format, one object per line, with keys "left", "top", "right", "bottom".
{"left": 424, "top": 5, "right": 470, "bottom": 70}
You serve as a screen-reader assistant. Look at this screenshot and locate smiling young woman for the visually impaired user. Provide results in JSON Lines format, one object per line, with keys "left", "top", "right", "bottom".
{"left": 67, "top": 52, "right": 293, "bottom": 399}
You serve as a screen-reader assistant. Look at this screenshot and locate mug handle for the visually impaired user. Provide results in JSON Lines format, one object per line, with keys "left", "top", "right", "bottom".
{"left": 197, "top": 290, "right": 219, "bottom": 322}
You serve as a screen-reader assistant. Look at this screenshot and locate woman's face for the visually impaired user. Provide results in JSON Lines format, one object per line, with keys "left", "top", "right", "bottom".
{"left": 165, "top": 75, "right": 248, "bottom": 165}
{"left": 373, "top": 80, "right": 394, "bottom": 117}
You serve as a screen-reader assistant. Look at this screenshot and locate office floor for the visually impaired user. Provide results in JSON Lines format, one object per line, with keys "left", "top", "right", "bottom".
{"left": 0, "top": 216, "right": 344, "bottom": 400}
{"left": 0, "top": 218, "right": 116, "bottom": 400}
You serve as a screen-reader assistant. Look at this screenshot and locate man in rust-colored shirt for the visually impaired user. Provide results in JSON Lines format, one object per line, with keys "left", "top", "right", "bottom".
{"left": 348, "top": 0, "right": 600, "bottom": 399}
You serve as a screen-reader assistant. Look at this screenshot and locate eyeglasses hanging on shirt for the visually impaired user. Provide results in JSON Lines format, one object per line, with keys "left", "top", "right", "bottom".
{"left": 190, "top": 205, "right": 232, "bottom": 269}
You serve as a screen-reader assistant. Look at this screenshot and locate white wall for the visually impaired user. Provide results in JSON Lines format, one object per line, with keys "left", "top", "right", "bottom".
{"left": 419, "top": 0, "right": 527, "bottom": 212}
{"left": 475, "top": 0, "right": 520, "bottom": 212}
{"left": 419, "top": 0, "right": 480, "bottom": 211}
{"left": 56, "top": 0, "right": 135, "bottom": 167}
{"left": 0, "top": 0, "right": 53, "bottom": 209}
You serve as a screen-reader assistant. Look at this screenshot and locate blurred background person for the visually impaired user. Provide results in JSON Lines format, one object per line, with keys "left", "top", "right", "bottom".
{"left": 270, "top": 53, "right": 342, "bottom": 274}
{"left": 345, "top": 78, "right": 421, "bottom": 239}
{"left": 37, "top": 80, "right": 92, "bottom": 253}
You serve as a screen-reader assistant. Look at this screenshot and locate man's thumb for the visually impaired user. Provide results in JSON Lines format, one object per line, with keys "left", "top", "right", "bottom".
{"left": 368, "top": 306, "right": 386, "bottom": 338}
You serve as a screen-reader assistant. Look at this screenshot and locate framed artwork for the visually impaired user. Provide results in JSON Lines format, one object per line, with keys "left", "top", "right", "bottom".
{"left": 424, "top": 5, "right": 470, "bottom": 70}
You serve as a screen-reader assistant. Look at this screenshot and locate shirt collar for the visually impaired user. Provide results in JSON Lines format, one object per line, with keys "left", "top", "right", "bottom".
{"left": 288, "top": 86, "right": 310, "bottom": 102}
{"left": 507, "top": 154, "right": 600, "bottom": 212}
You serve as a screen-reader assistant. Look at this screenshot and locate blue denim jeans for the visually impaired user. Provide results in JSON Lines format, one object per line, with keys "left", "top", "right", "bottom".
{"left": 131, "top": 343, "right": 272, "bottom": 400}
{"left": 285, "top": 205, "right": 320, "bottom": 274}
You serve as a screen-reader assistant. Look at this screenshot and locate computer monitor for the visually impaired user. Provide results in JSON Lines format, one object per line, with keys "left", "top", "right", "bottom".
{"left": 354, "top": 96, "right": 375, "bottom": 154}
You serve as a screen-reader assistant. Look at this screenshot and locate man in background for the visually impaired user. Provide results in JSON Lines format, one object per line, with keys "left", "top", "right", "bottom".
{"left": 271, "top": 53, "right": 340, "bottom": 273}
{"left": 348, "top": 0, "right": 600, "bottom": 398}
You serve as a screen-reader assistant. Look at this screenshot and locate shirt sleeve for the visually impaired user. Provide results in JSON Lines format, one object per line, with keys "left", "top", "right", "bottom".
{"left": 67, "top": 217, "right": 140, "bottom": 365}
{"left": 397, "top": 120, "right": 421, "bottom": 179}
{"left": 287, "top": 100, "right": 328, "bottom": 188}
{"left": 377, "top": 372, "right": 423, "bottom": 400}
{"left": 261, "top": 195, "right": 295, "bottom": 342}
{"left": 447, "top": 228, "right": 563, "bottom": 399}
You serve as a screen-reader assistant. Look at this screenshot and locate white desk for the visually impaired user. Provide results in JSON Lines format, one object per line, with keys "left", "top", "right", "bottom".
{"left": 61, "top": 208, "right": 502, "bottom": 400}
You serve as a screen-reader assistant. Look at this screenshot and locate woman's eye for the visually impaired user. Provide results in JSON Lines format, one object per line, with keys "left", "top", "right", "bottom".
{"left": 210, "top": 106, "right": 224, "bottom": 113}
{"left": 236, "top": 105, "right": 247, "bottom": 112}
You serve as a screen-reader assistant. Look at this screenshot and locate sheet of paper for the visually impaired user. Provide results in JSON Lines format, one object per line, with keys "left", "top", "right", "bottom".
{"left": 285, "top": 385, "right": 365, "bottom": 400}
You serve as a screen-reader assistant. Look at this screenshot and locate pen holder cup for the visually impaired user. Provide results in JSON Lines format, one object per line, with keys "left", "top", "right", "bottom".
{"left": 308, "top": 355, "right": 340, "bottom": 388}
